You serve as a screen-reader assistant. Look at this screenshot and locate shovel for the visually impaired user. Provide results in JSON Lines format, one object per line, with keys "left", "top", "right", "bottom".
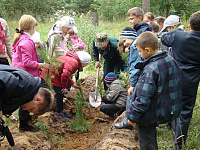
{"left": 89, "top": 67, "right": 101, "bottom": 107}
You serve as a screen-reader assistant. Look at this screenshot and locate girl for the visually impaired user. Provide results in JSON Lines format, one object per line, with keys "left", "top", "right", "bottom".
{"left": 12, "top": 14, "right": 50, "bottom": 132}
{"left": 71, "top": 26, "right": 85, "bottom": 51}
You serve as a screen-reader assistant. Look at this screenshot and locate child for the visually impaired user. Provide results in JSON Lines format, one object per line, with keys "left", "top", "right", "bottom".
{"left": 41, "top": 51, "right": 91, "bottom": 121}
{"left": 155, "top": 16, "right": 165, "bottom": 31}
{"left": 127, "top": 7, "right": 152, "bottom": 36}
{"left": 161, "top": 11, "right": 200, "bottom": 149}
{"left": 12, "top": 14, "right": 51, "bottom": 132}
{"left": 143, "top": 12, "right": 155, "bottom": 24}
{"left": 100, "top": 72, "right": 127, "bottom": 118}
{"left": 48, "top": 15, "right": 75, "bottom": 56}
{"left": 0, "top": 17, "right": 12, "bottom": 65}
{"left": 31, "top": 31, "right": 45, "bottom": 63}
{"left": 127, "top": 32, "right": 182, "bottom": 150}
{"left": 66, "top": 28, "right": 76, "bottom": 53}
{"left": 71, "top": 26, "right": 85, "bottom": 51}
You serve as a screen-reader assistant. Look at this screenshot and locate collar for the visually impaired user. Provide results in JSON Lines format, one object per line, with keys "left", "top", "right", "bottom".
{"left": 135, "top": 51, "right": 167, "bottom": 70}
{"left": 24, "top": 32, "right": 32, "bottom": 37}
{"left": 190, "top": 31, "right": 200, "bottom": 37}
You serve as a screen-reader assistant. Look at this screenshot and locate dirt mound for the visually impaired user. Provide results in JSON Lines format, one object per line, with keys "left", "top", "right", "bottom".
{"left": 1, "top": 73, "right": 139, "bottom": 150}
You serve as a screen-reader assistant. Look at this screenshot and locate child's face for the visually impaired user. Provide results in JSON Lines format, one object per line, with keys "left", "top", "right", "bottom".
{"left": 143, "top": 16, "right": 151, "bottom": 23}
{"left": 136, "top": 45, "right": 150, "bottom": 59}
{"left": 128, "top": 15, "right": 142, "bottom": 27}
{"left": 125, "top": 38, "right": 134, "bottom": 47}
{"left": 72, "top": 33, "right": 78, "bottom": 37}
{"left": 106, "top": 83, "right": 111, "bottom": 87}
{"left": 62, "top": 26, "right": 71, "bottom": 33}
{"left": 166, "top": 26, "right": 176, "bottom": 32}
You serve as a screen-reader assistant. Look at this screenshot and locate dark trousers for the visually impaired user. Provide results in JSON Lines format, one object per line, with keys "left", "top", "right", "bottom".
{"left": 100, "top": 95, "right": 122, "bottom": 118}
{"left": 137, "top": 124, "right": 158, "bottom": 150}
{"left": 19, "top": 107, "right": 31, "bottom": 127}
{"left": 175, "top": 94, "right": 197, "bottom": 149}
{"left": 103, "top": 59, "right": 127, "bottom": 90}
{"left": 0, "top": 58, "right": 9, "bottom": 65}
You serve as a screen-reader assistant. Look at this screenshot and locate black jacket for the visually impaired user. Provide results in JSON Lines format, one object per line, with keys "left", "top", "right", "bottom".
{"left": 0, "top": 65, "right": 41, "bottom": 114}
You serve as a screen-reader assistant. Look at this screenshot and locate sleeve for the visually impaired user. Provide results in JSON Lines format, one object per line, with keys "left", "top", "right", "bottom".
{"left": 3, "top": 20, "right": 12, "bottom": 60}
{"left": 92, "top": 39, "right": 100, "bottom": 61}
{"left": 127, "top": 72, "right": 156, "bottom": 123}
{"left": 161, "top": 28, "right": 182, "bottom": 47}
{"left": 105, "top": 85, "right": 121, "bottom": 102}
{"left": 129, "top": 46, "right": 141, "bottom": 86}
{"left": 77, "top": 38, "right": 85, "bottom": 50}
{"left": 21, "top": 41, "right": 39, "bottom": 69}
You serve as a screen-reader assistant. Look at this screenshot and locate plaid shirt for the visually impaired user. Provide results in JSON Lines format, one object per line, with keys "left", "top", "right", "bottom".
{"left": 127, "top": 51, "right": 182, "bottom": 126}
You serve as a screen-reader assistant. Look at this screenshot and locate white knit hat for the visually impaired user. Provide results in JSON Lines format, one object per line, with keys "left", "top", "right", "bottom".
{"left": 59, "top": 16, "right": 75, "bottom": 28}
{"left": 76, "top": 51, "right": 91, "bottom": 64}
{"left": 31, "top": 31, "right": 41, "bottom": 43}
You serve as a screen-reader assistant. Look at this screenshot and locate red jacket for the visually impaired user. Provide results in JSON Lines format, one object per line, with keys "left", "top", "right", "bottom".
{"left": 41, "top": 52, "right": 82, "bottom": 88}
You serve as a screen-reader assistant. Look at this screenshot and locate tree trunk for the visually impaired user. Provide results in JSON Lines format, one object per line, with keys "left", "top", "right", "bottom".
{"left": 92, "top": 12, "right": 99, "bottom": 26}
{"left": 164, "top": 5, "right": 170, "bottom": 17}
{"left": 142, "top": 0, "right": 150, "bottom": 14}
{"left": 90, "top": 112, "right": 139, "bottom": 150}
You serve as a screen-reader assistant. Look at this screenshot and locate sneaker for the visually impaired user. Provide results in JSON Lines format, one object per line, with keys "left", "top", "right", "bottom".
{"left": 19, "top": 124, "right": 39, "bottom": 132}
{"left": 6, "top": 114, "right": 18, "bottom": 121}
{"left": 54, "top": 112, "right": 70, "bottom": 121}
{"left": 114, "top": 122, "right": 133, "bottom": 130}
{"left": 62, "top": 111, "right": 73, "bottom": 119}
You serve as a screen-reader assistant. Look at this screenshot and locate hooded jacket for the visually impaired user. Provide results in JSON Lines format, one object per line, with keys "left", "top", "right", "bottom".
{"left": 0, "top": 65, "right": 41, "bottom": 114}
{"left": 12, "top": 33, "right": 39, "bottom": 77}
{"left": 47, "top": 24, "right": 68, "bottom": 56}
{"left": 41, "top": 52, "right": 82, "bottom": 88}
{"left": 105, "top": 79, "right": 127, "bottom": 109}
{"left": 134, "top": 22, "right": 152, "bottom": 36}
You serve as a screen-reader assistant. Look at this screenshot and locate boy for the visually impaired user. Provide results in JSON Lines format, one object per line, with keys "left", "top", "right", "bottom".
{"left": 155, "top": 16, "right": 165, "bottom": 31}
{"left": 0, "top": 65, "right": 54, "bottom": 120}
{"left": 93, "top": 31, "right": 127, "bottom": 90}
{"left": 160, "top": 15, "right": 181, "bottom": 32}
{"left": 127, "top": 32, "right": 182, "bottom": 150}
{"left": 41, "top": 51, "right": 91, "bottom": 121}
{"left": 143, "top": 12, "right": 155, "bottom": 23}
{"left": 127, "top": 7, "right": 152, "bottom": 36}
{"left": 161, "top": 11, "right": 200, "bottom": 149}
{"left": 100, "top": 72, "right": 127, "bottom": 118}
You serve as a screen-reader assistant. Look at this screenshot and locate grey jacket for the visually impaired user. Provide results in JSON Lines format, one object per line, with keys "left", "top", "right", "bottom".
{"left": 106, "top": 79, "right": 127, "bottom": 109}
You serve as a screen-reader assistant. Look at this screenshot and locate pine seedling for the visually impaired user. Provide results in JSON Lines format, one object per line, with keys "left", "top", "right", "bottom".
{"left": 38, "top": 37, "right": 62, "bottom": 90}
{"left": 69, "top": 81, "right": 92, "bottom": 132}
{"left": 118, "top": 71, "right": 130, "bottom": 90}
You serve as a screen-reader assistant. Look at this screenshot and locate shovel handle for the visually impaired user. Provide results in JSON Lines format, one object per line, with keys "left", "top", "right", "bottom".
{"left": 95, "top": 67, "right": 100, "bottom": 100}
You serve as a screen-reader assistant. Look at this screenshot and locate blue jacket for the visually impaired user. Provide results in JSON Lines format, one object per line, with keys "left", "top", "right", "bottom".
{"left": 128, "top": 41, "right": 141, "bottom": 86}
{"left": 161, "top": 28, "right": 200, "bottom": 96}
{"left": 127, "top": 51, "right": 182, "bottom": 125}
{"left": 0, "top": 65, "right": 41, "bottom": 114}
{"left": 134, "top": 22, "right": 152, "bottom": 36}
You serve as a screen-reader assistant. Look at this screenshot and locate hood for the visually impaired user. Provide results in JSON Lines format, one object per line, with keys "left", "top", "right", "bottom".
{"left": 12, "top": 34, "right": 29, "bottom": 53}
{"left": 48, "top": 24, "right": 65, "bottom": 37}
{"left": 66, "top": 52, "right": 82, "bottom": 70}
{"left": 111, "top": 79, "right": 126, "bottom": 88}
{"left": 134, "top": 22, "right": 152, "bottom": 35}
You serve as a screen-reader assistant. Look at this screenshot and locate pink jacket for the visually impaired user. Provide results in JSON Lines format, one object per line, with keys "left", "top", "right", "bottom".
{"left": 12, "top": 33, "right": 39, "bottom": 77}
{"left": 71, "top": 37, "right": 85, "bottom": 51}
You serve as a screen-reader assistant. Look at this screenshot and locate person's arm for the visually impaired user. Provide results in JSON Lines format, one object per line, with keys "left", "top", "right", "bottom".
{"left": 105, "top": 84, "right": 121, "bottom": 102}
{"left": 161, "top": 28, "right": 183, "bottom": 47}
{"left": 77, "top": 38, "right": 85, "bottom": 50}
{"left": 127, "top": 72, "right": 156, "bottom": 123}
{"left": 3, "top": 20, "right": 13, "bottom": 61}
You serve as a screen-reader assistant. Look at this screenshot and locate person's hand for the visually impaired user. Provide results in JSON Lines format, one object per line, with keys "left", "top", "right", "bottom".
{"left": 128, "top": 86, "right": 134, "bottom": 95}
{"left": 128, "top": 120, "right": 137, "bottom": 128}
{"left": 72, "top": 84, "right": 80, "bottom": 89}
{"left": 95, "top": 61, "right": 101, "bottom": 68}
{"left": 178, "top": 25, "right": 185, "bottom": 30}
{"left": 61, "top": 88, "right": 68, "bottom": 93}
{"left": 39, "top": 63, "right": 51, "bottom": 69}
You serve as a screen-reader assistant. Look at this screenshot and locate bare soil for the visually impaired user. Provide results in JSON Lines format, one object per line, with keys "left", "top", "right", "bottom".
{"left": 1, "top": 73, "right": 139, "bottom": 150}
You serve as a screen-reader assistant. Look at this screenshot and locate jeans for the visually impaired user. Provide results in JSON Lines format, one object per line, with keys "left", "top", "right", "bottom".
{"left": 121, "top": 95, "right": 132, "bottom": 125}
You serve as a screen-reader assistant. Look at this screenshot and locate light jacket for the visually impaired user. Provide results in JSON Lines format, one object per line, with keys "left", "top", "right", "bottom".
{"left": 0, "top": 18, "right": 12, "bottom": 60}
{"left": 48, "top": 24, "right": 68, "bottom": 56}
{"left": 128, "top": 51, "right": 182, "bottom": 125}
{"left": 12, "top": 33, "right": 39, "bottom": 77}
{"left": 71, "top": 36, "right": 85, "bottom": 50}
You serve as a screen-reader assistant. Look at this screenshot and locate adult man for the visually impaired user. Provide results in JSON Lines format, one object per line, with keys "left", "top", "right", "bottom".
{"left": 161, "top": 11, "right": 200, "bottom": 149}
{"left": 0, "top": 65, "right": 53, "bottom": 123}
{"left": 92, "top": 31, "right": 127, "bottom": 90}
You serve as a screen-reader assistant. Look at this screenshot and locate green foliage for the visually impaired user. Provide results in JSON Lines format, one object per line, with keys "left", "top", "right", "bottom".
{"left": 35, "top": 121, "right": 65, "bottom": 149}
{"left": 69, "top": 81, "right": 93, "bottom": 132}
{"left": 38, "top": 37, "right": 62, "bottom": 90}
{"left": 118, "top": 71, "right": 130, "bottom": 89}
{"left": 97, "top": 76, "right": 104, "bottom": 97}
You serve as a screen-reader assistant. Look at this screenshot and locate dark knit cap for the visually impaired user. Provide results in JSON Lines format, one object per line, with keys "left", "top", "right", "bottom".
{"left": 119, "top": 27, "right": 137, "bottom": 39}
{"left": 104, "top": 72, "right": 117, "bottom": 83}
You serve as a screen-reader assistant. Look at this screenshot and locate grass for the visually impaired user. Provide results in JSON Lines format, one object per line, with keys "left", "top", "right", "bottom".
{"left": 5, "top": 16, "right": 200, "bottom": 149}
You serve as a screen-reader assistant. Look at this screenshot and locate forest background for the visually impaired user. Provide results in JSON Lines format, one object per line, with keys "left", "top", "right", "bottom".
{"left": 0, "top": 0, "right": 200, "bottom": 149}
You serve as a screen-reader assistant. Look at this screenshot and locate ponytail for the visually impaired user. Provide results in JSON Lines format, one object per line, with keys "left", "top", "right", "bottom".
{"left": 13, "top": 28, "right": 23, "bottom": 44}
